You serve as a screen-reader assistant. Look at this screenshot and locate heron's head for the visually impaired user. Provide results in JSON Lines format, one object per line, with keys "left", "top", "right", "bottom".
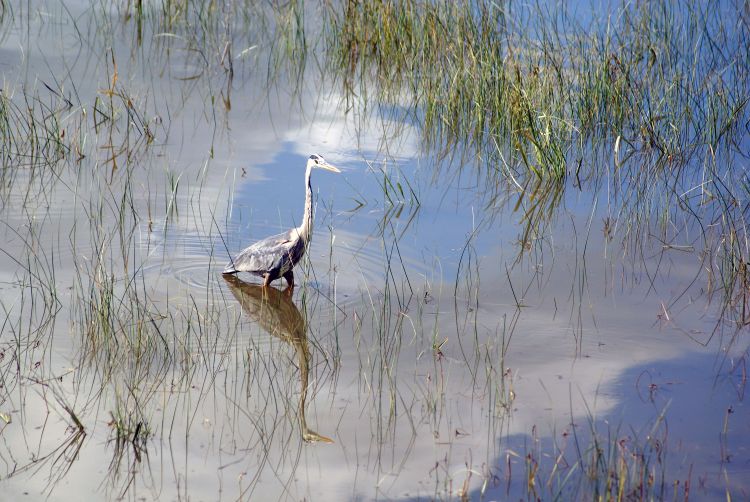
{"left": 307, "top": 154, "right": 341, "bottom": 173}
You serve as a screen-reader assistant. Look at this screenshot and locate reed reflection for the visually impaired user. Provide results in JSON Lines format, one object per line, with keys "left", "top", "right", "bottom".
{"left": 223, "top": 275, "right": 334, "bottom": 443}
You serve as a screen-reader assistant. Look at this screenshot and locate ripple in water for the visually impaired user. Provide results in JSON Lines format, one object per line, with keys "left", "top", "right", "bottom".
{"left": 140, "top": 219, "right": 434, "bottom": 307}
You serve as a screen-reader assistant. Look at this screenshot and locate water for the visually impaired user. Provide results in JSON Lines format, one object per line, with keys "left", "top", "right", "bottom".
{"left": 0, "top": 2, "right": 748, "bottom": 500}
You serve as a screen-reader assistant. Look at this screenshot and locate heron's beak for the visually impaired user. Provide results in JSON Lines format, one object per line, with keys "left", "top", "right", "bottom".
{"left": 319, "top": 161, "right": 341, "bottom": 173}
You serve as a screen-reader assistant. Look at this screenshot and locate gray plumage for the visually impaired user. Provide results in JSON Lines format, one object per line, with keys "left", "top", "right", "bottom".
{"left": 223, "top": 228, "right": 305, "bottom": 283}
{"left": 223, "top": 154, "right": 340, "bottom": 287}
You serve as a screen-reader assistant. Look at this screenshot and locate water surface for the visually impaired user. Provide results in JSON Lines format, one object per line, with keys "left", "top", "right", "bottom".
{"left": 0, "top": 2, "right": 748, "bottom": 500}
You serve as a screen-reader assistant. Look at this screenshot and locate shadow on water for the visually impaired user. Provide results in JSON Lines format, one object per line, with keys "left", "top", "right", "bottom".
{"left": 223, "top": 274, "right": 334, "bottom": 444}
{"left": 467, "top": 349, "right": 750, "bottom": 501}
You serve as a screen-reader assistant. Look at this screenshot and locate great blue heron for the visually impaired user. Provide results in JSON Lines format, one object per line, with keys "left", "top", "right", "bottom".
{"left": 223, "top": 274, "right": 334, "bottom": 443}
{"left": 223, "top": 154, "right": 340, "bottom": 287}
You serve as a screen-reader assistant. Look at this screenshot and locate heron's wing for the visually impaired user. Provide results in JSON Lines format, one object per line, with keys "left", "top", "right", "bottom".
{"left": 225, "top": 230, "right": 296, "bottom": 274}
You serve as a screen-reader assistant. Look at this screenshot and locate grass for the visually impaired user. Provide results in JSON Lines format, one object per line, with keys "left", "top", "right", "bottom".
{"left": 0, "top": 89, "right": 67, "bottom": 163}
{"left": 330, "top": 0, "right": 748, "bottom": 181}
{"left": 508, "top": 406, "right": 681, "bottom": 502}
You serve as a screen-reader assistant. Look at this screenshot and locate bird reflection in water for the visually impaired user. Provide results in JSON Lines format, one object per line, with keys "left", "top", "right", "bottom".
{"left": 223, "top": 274, "right": 334, "bottom": 444}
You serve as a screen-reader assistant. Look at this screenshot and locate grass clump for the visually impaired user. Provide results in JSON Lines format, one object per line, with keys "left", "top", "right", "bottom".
{"left": 327, "top": 1, "right": 748, "bottom": 181}
{"left": 512, "top": 410, "right": 695, "bottom": 502}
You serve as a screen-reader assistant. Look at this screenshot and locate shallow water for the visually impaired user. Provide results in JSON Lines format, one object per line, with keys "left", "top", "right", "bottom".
{"left": 0, "top": 2, "right": 748, "bottom": 501}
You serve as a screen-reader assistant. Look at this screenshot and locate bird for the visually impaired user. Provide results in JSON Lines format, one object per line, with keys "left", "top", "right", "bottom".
{"left": 223, "top": 154, "right": 341, "bottom": 288}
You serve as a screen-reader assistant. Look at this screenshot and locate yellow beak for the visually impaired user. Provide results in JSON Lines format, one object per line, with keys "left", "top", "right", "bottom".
{"left": 318, "top": 161, "right": 341, "bottom": 173}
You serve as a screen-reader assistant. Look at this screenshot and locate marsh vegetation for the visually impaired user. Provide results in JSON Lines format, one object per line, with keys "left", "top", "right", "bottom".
{"left": 0, "top": 1, "right": 748, "bottom": 500}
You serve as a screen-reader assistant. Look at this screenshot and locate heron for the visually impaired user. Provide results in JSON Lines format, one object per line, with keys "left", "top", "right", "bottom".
{"left": 223, "top": 154, "right": 341, "bottom": 288}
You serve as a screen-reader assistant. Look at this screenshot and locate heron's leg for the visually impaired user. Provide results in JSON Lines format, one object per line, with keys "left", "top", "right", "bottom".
{"left": 283, "top": 270, "right": 295, "bottom": 288}
{"left": 262, "top": 273, "right": 272, "bottom": 287}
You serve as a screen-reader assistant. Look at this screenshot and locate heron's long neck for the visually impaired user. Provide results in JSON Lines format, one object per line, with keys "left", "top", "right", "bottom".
{"left": 298, "top": 165, "right": 313, "bottom": 242}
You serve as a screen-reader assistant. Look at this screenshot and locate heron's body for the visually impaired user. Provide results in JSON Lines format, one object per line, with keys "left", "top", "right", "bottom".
{"left": 223, "top": 154, "right": 339, "bottom": 287}
{"left": 223, "top": 227, "right": 307, "bottom": 285}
